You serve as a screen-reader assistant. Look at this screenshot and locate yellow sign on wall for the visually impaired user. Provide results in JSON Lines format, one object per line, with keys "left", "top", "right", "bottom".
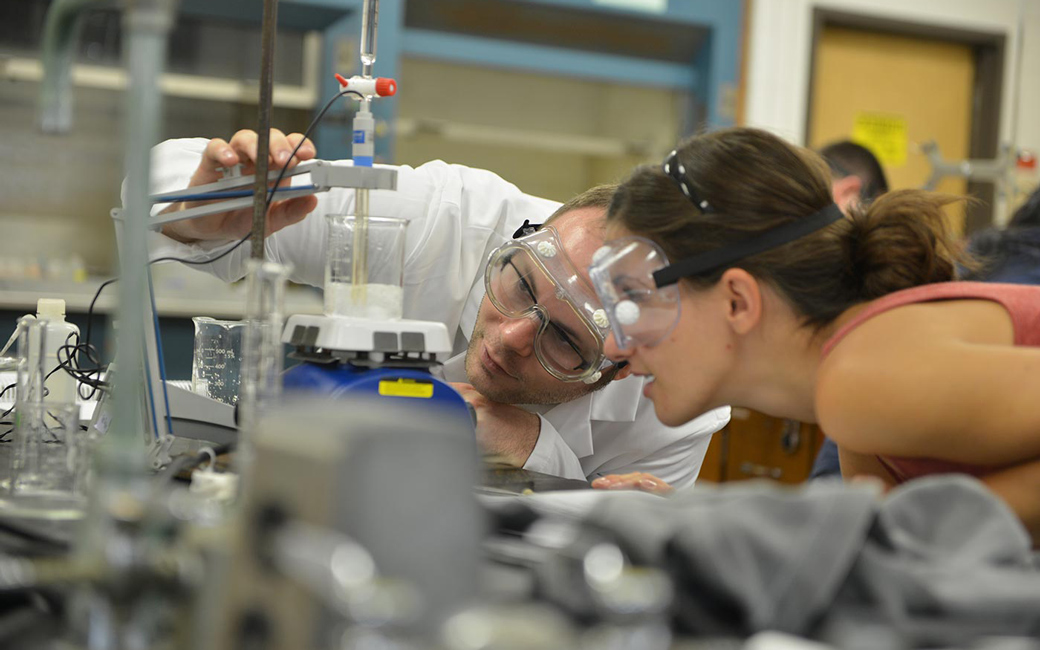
{"left": 851, "top": 112, "right": 908, "bottom": 167}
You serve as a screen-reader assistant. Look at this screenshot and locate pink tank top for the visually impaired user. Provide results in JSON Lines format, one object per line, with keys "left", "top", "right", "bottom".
{"left": 819, "top": 281, "right": 1040, "bottom": 483}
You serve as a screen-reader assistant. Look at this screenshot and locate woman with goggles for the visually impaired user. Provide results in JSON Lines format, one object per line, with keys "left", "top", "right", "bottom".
{"left": 588, "top": 127, "right": 1040, "bottom": 545}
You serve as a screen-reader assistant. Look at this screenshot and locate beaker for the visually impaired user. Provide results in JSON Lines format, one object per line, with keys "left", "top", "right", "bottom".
{"left": 191, "top": 317, "right": 246, "bottom": 406}
{"left": 325, "top": 214, "right": 408, "bottom": 319}
{"left": 10, "top": 401, "right": 81, "bottom": 496}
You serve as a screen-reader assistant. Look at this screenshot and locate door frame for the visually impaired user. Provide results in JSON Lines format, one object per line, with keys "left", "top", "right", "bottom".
{"left": 805, "top": 8, "right": 1006, "bottom": 232}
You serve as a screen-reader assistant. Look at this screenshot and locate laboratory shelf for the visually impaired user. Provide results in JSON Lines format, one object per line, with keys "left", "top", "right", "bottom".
{"left": 313, "top": 0, "right": 743, "bottom": 161}
{"left": 400, "top": 29, "right": 700, "bottom": 90}
{"left": 147, "top": 0, "right": 744, "bottom": 162}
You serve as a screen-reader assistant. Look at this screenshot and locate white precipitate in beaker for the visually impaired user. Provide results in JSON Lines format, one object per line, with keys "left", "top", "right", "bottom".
{"left": 325, "top": 214, "right": 408, "bottom": 320}
{"left": 325, "top": 283, "right": 404, "bottom": 319}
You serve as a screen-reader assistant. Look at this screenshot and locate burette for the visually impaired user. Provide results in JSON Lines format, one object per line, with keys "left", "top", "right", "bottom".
{"left": 352, "top": 0, "right": 379, "bottom": 306}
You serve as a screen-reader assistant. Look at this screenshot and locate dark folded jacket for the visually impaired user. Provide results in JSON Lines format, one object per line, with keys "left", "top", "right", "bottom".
{"left": 585, "top": 476, "right": 1040, "bottom": 646}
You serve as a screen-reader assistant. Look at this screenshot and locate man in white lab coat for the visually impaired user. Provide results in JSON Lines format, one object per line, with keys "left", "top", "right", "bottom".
{"left": 145, "top": 129, "right": 729, "bottom": 488}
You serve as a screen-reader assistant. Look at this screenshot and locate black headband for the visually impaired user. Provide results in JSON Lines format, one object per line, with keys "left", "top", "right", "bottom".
{"left": 663, "top": 149, "right": 713, "bottom": 213}
{"left": 652, "top": 203, "right": 845, "bottom": 287}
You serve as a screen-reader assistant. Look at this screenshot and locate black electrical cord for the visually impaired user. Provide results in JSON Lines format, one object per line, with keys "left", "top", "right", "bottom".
{"left": 82, "top": 278, "right": 118, "bottom": 366}
{"left": 56, "top": 336, "right": 107, "bottom": 400}
{"left": 28, "top": 278, "right": 121, "bottom": 404}
{"left": 51, "top": 315, "right": 110, "bottom": 403}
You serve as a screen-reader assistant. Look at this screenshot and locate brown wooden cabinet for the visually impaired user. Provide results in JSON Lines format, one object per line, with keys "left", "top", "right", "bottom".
{"left": 698, "top": 407, "right": 824, "bottom": 485}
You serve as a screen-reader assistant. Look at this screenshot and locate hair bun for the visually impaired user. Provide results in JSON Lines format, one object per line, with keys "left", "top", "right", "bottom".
{"left": 844, "top": 190, "right": 962, "bottom": 300}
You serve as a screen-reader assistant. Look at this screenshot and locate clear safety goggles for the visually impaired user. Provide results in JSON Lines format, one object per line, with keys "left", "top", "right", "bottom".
{"left": 588, "top": 237, "right": 681, "bottom": 350}
{"left": 485, "top": 226, "right": 612, "bottom": 383}
{"left": 588, "top": 202, "right": 847, "bottom": 350}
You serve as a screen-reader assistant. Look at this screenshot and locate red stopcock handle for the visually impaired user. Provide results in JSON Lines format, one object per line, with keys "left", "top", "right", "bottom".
{"left": 334, "top": 73, "right": 397, "bottom": 97}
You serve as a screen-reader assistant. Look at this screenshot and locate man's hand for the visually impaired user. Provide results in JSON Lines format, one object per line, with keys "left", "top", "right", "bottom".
{"left": 591, "top": 472, "right": 674, "bottom": 496}
{"left": 161, "top": 129, "right": 320, "bottom": 244}
{"left": 450, "top": 383, "right": 541, "bottom": 467}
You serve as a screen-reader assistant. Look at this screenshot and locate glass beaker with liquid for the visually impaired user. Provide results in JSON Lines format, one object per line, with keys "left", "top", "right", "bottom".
{"left": 11, "top": 401, "right": 81, "bottom": 496}
{"left": 325, "top": 215, "right": 407, "bottom": 319}
{"left": 191, "top": 317, "right": 246, "bottom": 406}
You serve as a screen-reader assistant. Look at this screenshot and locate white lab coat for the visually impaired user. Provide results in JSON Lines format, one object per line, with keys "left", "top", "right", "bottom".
{"left": 142, "top": 138, "right": 730, "bottom": 488}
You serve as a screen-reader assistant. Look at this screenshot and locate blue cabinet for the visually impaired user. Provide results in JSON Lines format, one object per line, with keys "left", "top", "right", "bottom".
{"left": 177, "top": 0, "right": 358, "bottom": 31}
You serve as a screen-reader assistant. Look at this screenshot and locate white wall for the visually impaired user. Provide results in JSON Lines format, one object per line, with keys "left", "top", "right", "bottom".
{"left": 1017, "top": 0, "right": 1040, "bottom": 154}
{"left": 745, "top": 0, "right": 1040, "bottom": 171}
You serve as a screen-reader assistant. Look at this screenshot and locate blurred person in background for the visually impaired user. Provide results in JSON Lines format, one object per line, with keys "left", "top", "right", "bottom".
{"left": 964, "top": 186, "right": 1040, "bottom": 285}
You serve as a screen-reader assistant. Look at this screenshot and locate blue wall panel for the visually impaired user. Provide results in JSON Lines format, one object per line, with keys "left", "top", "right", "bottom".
{"left": 401, "top": 28, "right": 699, "bottom": 90}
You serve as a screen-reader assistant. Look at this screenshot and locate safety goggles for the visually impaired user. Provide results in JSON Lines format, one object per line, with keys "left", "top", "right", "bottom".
{"left": 484, "top": 226, "right": 612, "bottom": 383}
{"left": 588, "top": 237, "right": 682, "bottom": 350}
{"left": 590, "top": 149, "right": 846, "bottom": 350}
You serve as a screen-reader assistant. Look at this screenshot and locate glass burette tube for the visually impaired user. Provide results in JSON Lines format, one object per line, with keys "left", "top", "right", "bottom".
{"left": 353, "top": 0, "right": 378, "bottom": 308}
{"left": 352, "top": 184, "right": 370, "bottom": 306}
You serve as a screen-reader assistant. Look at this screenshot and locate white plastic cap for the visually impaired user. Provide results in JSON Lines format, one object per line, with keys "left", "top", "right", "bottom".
{"left": 615, "top": 300, "right": 641, "bottom": 326}
{"left": 37, "top": 298, "right": 66, "bottom": 319}
{"left": 582, "top": 370, "right": 602, "bottom": 385}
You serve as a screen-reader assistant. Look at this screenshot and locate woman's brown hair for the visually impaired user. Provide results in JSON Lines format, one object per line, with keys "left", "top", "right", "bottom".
{"left": 607, "top": 127, "right": 967, "bottom": 329}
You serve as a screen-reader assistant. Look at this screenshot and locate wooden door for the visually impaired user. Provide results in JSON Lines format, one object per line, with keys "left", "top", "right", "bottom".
{"left": 808, "top": 25, "right": 977, "bottom": 233}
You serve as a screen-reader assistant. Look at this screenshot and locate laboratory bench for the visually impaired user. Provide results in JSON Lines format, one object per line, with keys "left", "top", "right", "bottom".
{"left": 481, "top": 464, "right": 591, "bottom": 494}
